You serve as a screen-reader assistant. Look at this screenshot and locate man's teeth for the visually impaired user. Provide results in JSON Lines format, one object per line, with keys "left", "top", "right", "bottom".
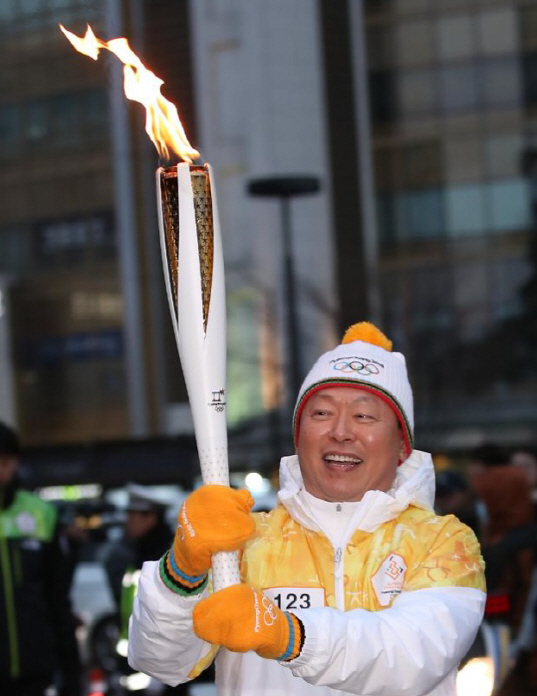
{"left": 324, "top": 454, "right": 362, "bottom": 464}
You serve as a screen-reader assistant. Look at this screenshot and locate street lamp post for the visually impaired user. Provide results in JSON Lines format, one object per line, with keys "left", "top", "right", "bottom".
{"left": 247, "top": 175, "right": 321, "bottom": 416}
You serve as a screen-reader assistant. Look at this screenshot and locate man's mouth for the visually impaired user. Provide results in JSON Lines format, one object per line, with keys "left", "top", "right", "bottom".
{"left": 323, "top": 454, "right": 363, "bottom": 467}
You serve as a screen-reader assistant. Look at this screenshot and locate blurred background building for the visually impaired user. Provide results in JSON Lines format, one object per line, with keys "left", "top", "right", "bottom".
{"left": 0, "top": 0, "right": 536, "bottom": 482}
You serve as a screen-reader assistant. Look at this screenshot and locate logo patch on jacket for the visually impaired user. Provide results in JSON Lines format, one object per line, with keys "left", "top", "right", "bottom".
{"left": 372, "top": 553, "right": 407, "bottom": 606}
{"left": 16, "top": 511, "right": 37, "bottom": 534}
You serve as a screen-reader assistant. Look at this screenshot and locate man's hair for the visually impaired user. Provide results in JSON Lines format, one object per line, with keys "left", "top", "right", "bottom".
{"left": 0, "top": 422, "right": 21, "bottom": 457}
{"left": 470, "top": 443, "right": 508, "bottom": 467}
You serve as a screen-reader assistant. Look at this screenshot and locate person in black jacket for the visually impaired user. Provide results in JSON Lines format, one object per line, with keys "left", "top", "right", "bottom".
{"left": 0, "top": 421, "right": 81, "bottom": 696}
{"left": 100, "top": 483, "right": 173, "bottom": 609}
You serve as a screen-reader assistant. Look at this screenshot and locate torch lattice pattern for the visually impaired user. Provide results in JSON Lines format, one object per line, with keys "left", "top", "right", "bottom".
{"left": 159, "top": 165, "right": 214, "bottom": 333}
{"left": 159, "top": 169, "right": 180, "bottom": 317}
{"left": 191, "top": 170, "right": 214, "bottom": 333}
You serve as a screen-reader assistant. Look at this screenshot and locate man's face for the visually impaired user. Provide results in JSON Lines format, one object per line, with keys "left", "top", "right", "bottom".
{"left": 0, "top": 455, "right": 17, "bottom": 487}
{"left": 296, "top": 386, "right": 405, "bottom": 503}
{"left": 125, "top": 509, "right": 158, "bottom": 539}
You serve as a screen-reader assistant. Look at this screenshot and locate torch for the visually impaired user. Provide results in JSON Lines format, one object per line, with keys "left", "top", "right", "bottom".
{"left": 61, "top": 24, "right": 240, "bottom": 590}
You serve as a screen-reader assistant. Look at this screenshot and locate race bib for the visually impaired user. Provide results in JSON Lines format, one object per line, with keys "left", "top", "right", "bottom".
{"left": 263, "top": 587, "right": 325, "bottom": 610}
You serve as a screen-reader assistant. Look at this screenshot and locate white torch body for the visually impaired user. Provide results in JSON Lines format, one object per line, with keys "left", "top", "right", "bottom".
{"left": 157, "top": 162, "right": 240, "bottom": 591}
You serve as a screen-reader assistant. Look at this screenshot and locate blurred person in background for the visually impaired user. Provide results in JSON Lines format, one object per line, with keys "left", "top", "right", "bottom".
{"left": 470, "top": 443, "right": 537, "bottom": 694}
{"left": 511, "top": 447, "right": 537, "bottom": 517}
{"left": 469, "top": 443, "right": 533, "bottom": 546}
{"left": 507, "top": 447, "right": 537, "bottom": 694}
{"left": 434, "top": 468, "right": 483, "bottom": 539}
{"left": 0, "top": 421, "right": 81, "bottom": 696}
{"left": 101, "top": 483, "right": 173, "bottom": 609}
{"left": 101, "top": 484, "right": 201, "bottom": 695}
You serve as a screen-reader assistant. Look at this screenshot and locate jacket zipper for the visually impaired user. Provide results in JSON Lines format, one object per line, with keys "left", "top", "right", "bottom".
{"left": 334, "top": 546, "right": 344, "bottom": 609}
{"left": 0, "top": 490, "right": 20, "bottom": 678}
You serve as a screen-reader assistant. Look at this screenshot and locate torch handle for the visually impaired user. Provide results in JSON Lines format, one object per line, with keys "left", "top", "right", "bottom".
{"left": 196, "top": 442, "right": 241, "bottom": 591}
{"left": 211, "top": 552, "right": 241, "bottom": 591}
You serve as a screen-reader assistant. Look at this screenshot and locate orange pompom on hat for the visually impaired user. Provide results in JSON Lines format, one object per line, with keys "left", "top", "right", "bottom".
{"left": 293, "top": 322, "right": 414, "bottom": 459}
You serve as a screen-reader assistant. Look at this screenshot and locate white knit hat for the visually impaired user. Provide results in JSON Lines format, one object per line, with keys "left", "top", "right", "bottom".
{"left": 293, "top": 322, "right": 414, "bottom": 458}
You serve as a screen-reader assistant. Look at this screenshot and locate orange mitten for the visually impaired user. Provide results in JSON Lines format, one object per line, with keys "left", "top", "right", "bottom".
{"left": 193, "top": 584, "right": 304, "bottom": 661}
{"left": 160, "top": 485, "right": 255, "bottom": 595}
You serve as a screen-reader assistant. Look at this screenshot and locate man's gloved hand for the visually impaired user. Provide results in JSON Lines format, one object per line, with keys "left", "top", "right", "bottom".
{"left": 172, "top": 484, "right": 255, "bottom": 577}
{"left": 193, "top": 584, "right": 304, "bottom": 661}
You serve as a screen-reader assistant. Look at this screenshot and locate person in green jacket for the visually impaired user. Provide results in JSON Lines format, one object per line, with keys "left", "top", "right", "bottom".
{"left": 0, "top": 421, "right": 81, "bottom": 696}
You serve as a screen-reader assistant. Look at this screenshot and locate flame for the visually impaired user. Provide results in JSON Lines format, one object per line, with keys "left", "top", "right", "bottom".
{"left": 60, "top": 24, "right": 200, "bottom": 163}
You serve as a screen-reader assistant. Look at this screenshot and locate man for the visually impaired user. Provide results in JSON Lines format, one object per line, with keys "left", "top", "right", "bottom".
{"left": 0, "top": 421, "right": 81, "bottom": 696}
{"left": 128, "top": 322, "right": 486, "bottom": 696}
{"left": 101, "top": 483, "right": 173, "bottom": 608}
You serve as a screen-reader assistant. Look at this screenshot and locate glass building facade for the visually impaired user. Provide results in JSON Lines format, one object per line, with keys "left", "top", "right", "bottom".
{"left": 0, "top": 0, "right": 536, "bottom": 458}
{"left": 365, "top": 0, "right": 537, "bottom": 450}
{"left": 0, "top": 0, "right": 194, "bottom": 446}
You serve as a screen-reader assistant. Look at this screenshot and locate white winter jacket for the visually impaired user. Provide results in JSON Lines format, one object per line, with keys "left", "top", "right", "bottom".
{"left": 128, "top": 450, "right": 486, "bottom": 695}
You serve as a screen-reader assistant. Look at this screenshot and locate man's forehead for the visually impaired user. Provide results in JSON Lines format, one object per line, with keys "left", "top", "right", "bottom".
{"left": 309, "top": 387, "right": 377, "bottom": 403}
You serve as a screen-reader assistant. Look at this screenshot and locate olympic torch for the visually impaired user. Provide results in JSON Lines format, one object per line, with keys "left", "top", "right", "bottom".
{"left": 61, "top": 24, "right": 240, "bottom": 590}
{"left": 157, "top": 162, "right": 240, "bottom": 590}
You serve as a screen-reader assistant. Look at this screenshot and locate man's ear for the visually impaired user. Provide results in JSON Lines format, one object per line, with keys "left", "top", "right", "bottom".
{"left": 398, "top": 437, "right": 407, "bottom": 465}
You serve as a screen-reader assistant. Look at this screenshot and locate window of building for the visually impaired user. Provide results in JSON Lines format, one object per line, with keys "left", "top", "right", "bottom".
{"left": 369, "top": 70, "right": 397, "bottom": 124}
{"left": 435, "top": 13, "right": 474, "bottom": 62}
{"left": 19, "top": 0, "right": 41, "bottom": 16}
{"left": 397, "top": 67, "right": 438, "bottom": 116}
{"left": 398, "top": 188, "right": 445, "bottom": 239}
{"left": 522, "top": 52, "right": 537, "bottom": 107}
{"left": 477, "top": 7, "right": 518, "bottom": 57}
{"left": 0, "top": 0, "right": 15, "bottom": 22}
{"left": 400, "top": 140, "right": 443, "bottom": 188}
{"left": 25, "top": 98, "right": 49, "bottom": 146}
{"left": 376, "top": 194, "right": 397, "bottom": 246}
{"left": 366, "top": 25, "right": 394, "bottom": 71}
{"left": 489, "top": 256, "right": 531, "bottom": 321}
{"left": 394, "top": 19, "right": 434, "bottom": 67}
{"left": 374, "top": 148, "right": 398, "bottom": 192}
{"left": 443, "top": 136, "right": 482, "bottom": 184}
{"left": 439, "top": 64, "right": 479, "bottom": 113}
{"left": 393, "top": 0, "right": 430, "bottom": 12}
{"left": 520, "top": 7, "right": 537, "bottom": 52}
{"left": 0, "top": 226, "right": 30, "bottom": 276}
{"left": 480, "top": 57, "right": 522, "bottom": 109}
{"left": 484, "top": 133, "right": 523, "bottom": 180}
{"left": 453, "top": 259, "right": 489, "bottom": 341}
{"left": 445, "top": 184, "right": 486, "bottom": 236}
{"left": 0, "top": 105, "right": 21, "bottom": 158}
{"left": 83, "top": 88, "right": 108, "bottom": 128}
{"left": 54, "top": 92, "right": 80, "bottom": 146}
{"left": 488, "top": 178, "right": 532, "bottom": 232}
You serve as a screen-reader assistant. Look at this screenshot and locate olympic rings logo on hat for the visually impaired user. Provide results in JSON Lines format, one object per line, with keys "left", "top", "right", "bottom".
{"left": 332, "top": 359, "right": 380, "bottom": 376}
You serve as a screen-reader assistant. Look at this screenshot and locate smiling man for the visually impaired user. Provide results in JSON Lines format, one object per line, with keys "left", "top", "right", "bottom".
{"left": 295, "top": 387, "right": 406, "bottom": 503}
{"left": 128, "top": 322, "right": 486, "bottom": 696}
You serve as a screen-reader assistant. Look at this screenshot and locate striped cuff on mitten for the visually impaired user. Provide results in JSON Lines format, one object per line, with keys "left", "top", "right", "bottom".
{"left": 159, "top": 550, "right": 208, "bottom": 596}
{"left": 278, "top": 613, "right": 305, "bottom": 662}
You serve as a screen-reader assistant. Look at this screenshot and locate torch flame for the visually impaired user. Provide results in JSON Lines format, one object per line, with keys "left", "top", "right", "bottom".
{"left": 60, "top": 24, "right": 200, "bottom": 163}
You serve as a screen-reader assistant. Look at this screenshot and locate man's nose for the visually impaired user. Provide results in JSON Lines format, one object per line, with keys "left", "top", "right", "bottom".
{"left": 329, "top": 412, "right": 355, "bottom": 441}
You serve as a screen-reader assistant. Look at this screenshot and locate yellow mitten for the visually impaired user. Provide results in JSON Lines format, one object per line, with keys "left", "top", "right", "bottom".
{"left": 160, "top": 485, "right": 255, "bottom": 595}
{"left": 193, "top": 584, "right": 305, "bottom": 661}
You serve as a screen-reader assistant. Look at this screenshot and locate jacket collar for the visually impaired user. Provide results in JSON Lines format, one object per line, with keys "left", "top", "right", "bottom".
{"left": 278, "top": 449, "right": 435, "bottom": 535}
